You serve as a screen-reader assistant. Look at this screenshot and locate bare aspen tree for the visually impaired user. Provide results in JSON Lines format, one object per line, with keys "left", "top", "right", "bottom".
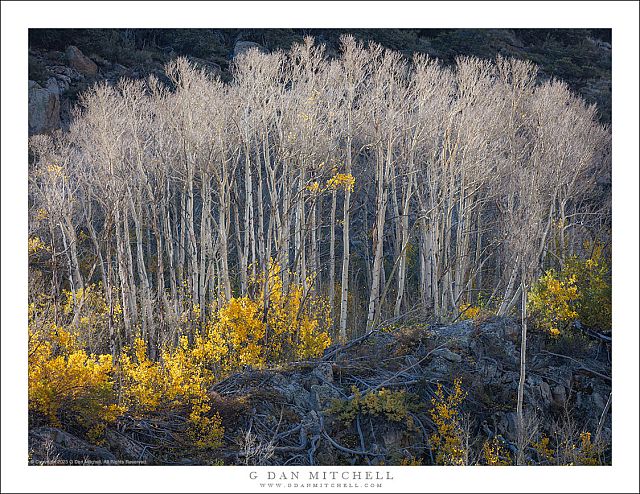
{"left": 28, "top": 41, "right": 610, "bottom": 352}
{"left": 364, "top": 45, "right": 409, "bottom": 331}
{"left": 516, "top": 264, "right": 528, "bottom": 465}
{"left": 334, "top": 36, "right": 368, "bottom": 339}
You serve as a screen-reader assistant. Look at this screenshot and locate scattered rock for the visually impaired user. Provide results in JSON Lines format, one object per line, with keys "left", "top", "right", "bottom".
{"left": 312, "top": 362, "right": 334, "bottom": 383}
{"left": 46, "top": 50, "right": 66, "bottom": 63}
{"left": 591, "top": 391, "right": 605, "bottom": 411}
{"left": 539, "top": 380, "right": 553, "bottom": 406}
{"left": 65, "top": 45, "right": 98, "bottom": 76}
{"left": 233, "top": 40, "right": 265, "bottom": 58}
{"left": 431, "top": 347, "right": 462, "bottom": 363}
{"left": 476, "top": 357, "right": 499, "bottom": 379}
{"left": 311, "top": 383, "right": 340, "bottom": 410}
{"left": 495, "top": 411, "right": 518, "bottom": 440}
{"left": 29, "top": 427, "right": 116, "bottom": 464}
{"left": 28, "top": 78, "right": 60, "bottom": 135}
{"left": 89, "top": 53, "right": 110, "bottom": 68}
{"left": 552, "top": 385, "right": 568, "bottom": 407}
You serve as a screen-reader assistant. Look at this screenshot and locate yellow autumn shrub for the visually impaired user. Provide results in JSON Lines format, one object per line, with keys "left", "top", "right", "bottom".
{"left": 429, "top": 378, "right": 467, "bottom": 465}
{"left": 575, "top": 431, "right": 600, "bottom": 465}
{"left": 563, "top": 243, "right": 611, "bottom": 331}
{"left": 118, "top": 338, "right": 166, "bottom": 412}
{"left": 532, "top": 430, "right": 601, "bottom": 465}
{"left": 458, "top": 303, "right": 481, "bottom": 321}
{"left": 28, "top": 324, "right": 124, "bottom": 433}
{"left": 118, "top": 337, "right": 223, "bottom": 450}
{"left": 482, "top": 437, "right": 512, "bottom": 465}
{"left": 205, "top": 260, "right": 331, "bottom": 372}
{"left": 208, "top": 296, "right": 266, "bottom": 371}
{"left": 527, "top": 270, "right": 579, "bottom": 336}
{"left": 119, "top": 337, "right": 212, "bottom": 414}
{"left": 528, "top": 244, "right": 611, "bottom": 336}
{"left": 532, "top": 434, "right": 555, "bottom": 463}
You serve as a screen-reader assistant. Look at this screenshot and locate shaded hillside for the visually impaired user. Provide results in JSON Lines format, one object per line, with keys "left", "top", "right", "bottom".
{"left": 29, "top": 28, "right": 611, "bottom": 125}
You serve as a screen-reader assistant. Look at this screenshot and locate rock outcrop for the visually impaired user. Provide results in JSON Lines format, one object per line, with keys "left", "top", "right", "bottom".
{"left": 27, "top": 317, "right": 611, "bottom": 465}
{"left": 29, "top": 427, "right": 116, "bottom": 465}
{"left": 65, "top": 45, "right": 98, "bottom": 77}
{"left": 28, "top": 79, "right": 60, "bottom": 135}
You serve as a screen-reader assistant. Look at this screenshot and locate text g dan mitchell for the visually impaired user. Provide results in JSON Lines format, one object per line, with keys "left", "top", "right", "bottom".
{"left": 249, "top": 471, "right": 394, "bottom": 481}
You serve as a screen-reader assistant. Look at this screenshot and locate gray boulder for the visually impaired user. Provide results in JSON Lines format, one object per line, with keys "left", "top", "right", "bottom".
{"left": 28, "top": 78, "right": 60, "bottom": 135}
{"left": 311, "top": 383, "right": 340, "bottom": 410}
{"left": 431, "top": 347, "right": 463, "bottom": 363}
{"left": 29, "top": 427, "right": 116, "bottom": 465}
{"left": 312, "top": 362, "right": 334, "bottom": 383}
{"left": 65, "top": 45, "right": 98, "bottom": 76}
{"left": 233, "top": 41, "right": 265, "bottom": 58}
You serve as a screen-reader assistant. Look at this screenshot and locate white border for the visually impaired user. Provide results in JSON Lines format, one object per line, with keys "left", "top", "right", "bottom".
{"left": 2, "top": 1, "right": 638, "bottom": 493}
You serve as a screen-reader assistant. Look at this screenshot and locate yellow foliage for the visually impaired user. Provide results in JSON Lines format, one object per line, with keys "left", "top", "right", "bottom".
{"left": 326, "top": 172, "right": 355, "bottom": 193}
{"left": 429, "top": 378, "right": 467, "bottom": 465}
{"left": 187, "top": 401, "right": 224, "bottom": 450}
{"left": 529, "top": 244, "right": 611, "bottom": 335}
{"left": 563, "top": 244, "right": 611, "bottom": 331}
{"left": 28, "top": 236, "right": 49, "bottom": 256}
{"left": 118, "top": 337, "right": 224, "bottom": 450}
{"left": 206, "top": 260, "right": 331, "bottom": 372}
{"left": 208, "top": 296, "right": 266, "bottom": 371}
{"left": 527, "top": 270, "right": 579, "bottom": 336}
{"left": 399, "top": 456, "right": 423, "bottom": 466}
{"left": 576, "top": 431, "right": 599, "bottom": 465}
{"left": 458, "top": 303, "right": 481, "bottom": 320}
{"left": 305, "top": 181, "right": 321, "bottom": 194}
{"left": 119, "top": 337, "right": 208, "bottom": 413}
{"left": 118, "top": 338, "right": 166, "bottom": 412}
{"left": 532, "top": 435, "right": 555, "bottom": 463}
{"left": 46, "top": 163, "right": 64, "bottom": 177}
{"left": 361, "top": 388, "right": 417, "bottom": 426}
{"left": 28, "top": 325, "right": 124, "bottom": 430}
{"left": 533, "top": 431, "right": 600, "bottom": 465}
{"left": 35, "top": 208, "right": 48, "bottom": 222}
{"left": 482, "top": 437, "right": 511, "bottom": 465}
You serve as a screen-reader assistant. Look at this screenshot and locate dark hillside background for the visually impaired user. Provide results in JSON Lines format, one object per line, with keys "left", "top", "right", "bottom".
{"left": 29, "top": 28, "right": 611, "bottom": 123}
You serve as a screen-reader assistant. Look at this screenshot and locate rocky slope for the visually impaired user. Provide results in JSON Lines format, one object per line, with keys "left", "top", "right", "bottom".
{"left": 29, "top": 317, "right": 611, "bottom": 466}
{"left": 28, "top": 29, "right": 611, "bottom": 136}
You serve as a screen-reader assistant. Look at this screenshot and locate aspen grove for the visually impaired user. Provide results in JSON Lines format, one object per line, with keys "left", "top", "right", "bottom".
{"left": 28, "top": 36, "right": 610, "bottom": 362}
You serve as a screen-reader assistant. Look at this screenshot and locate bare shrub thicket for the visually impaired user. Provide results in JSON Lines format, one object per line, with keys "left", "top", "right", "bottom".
{"left": 29, "top": 36, "right": 610, "bottom": 356}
